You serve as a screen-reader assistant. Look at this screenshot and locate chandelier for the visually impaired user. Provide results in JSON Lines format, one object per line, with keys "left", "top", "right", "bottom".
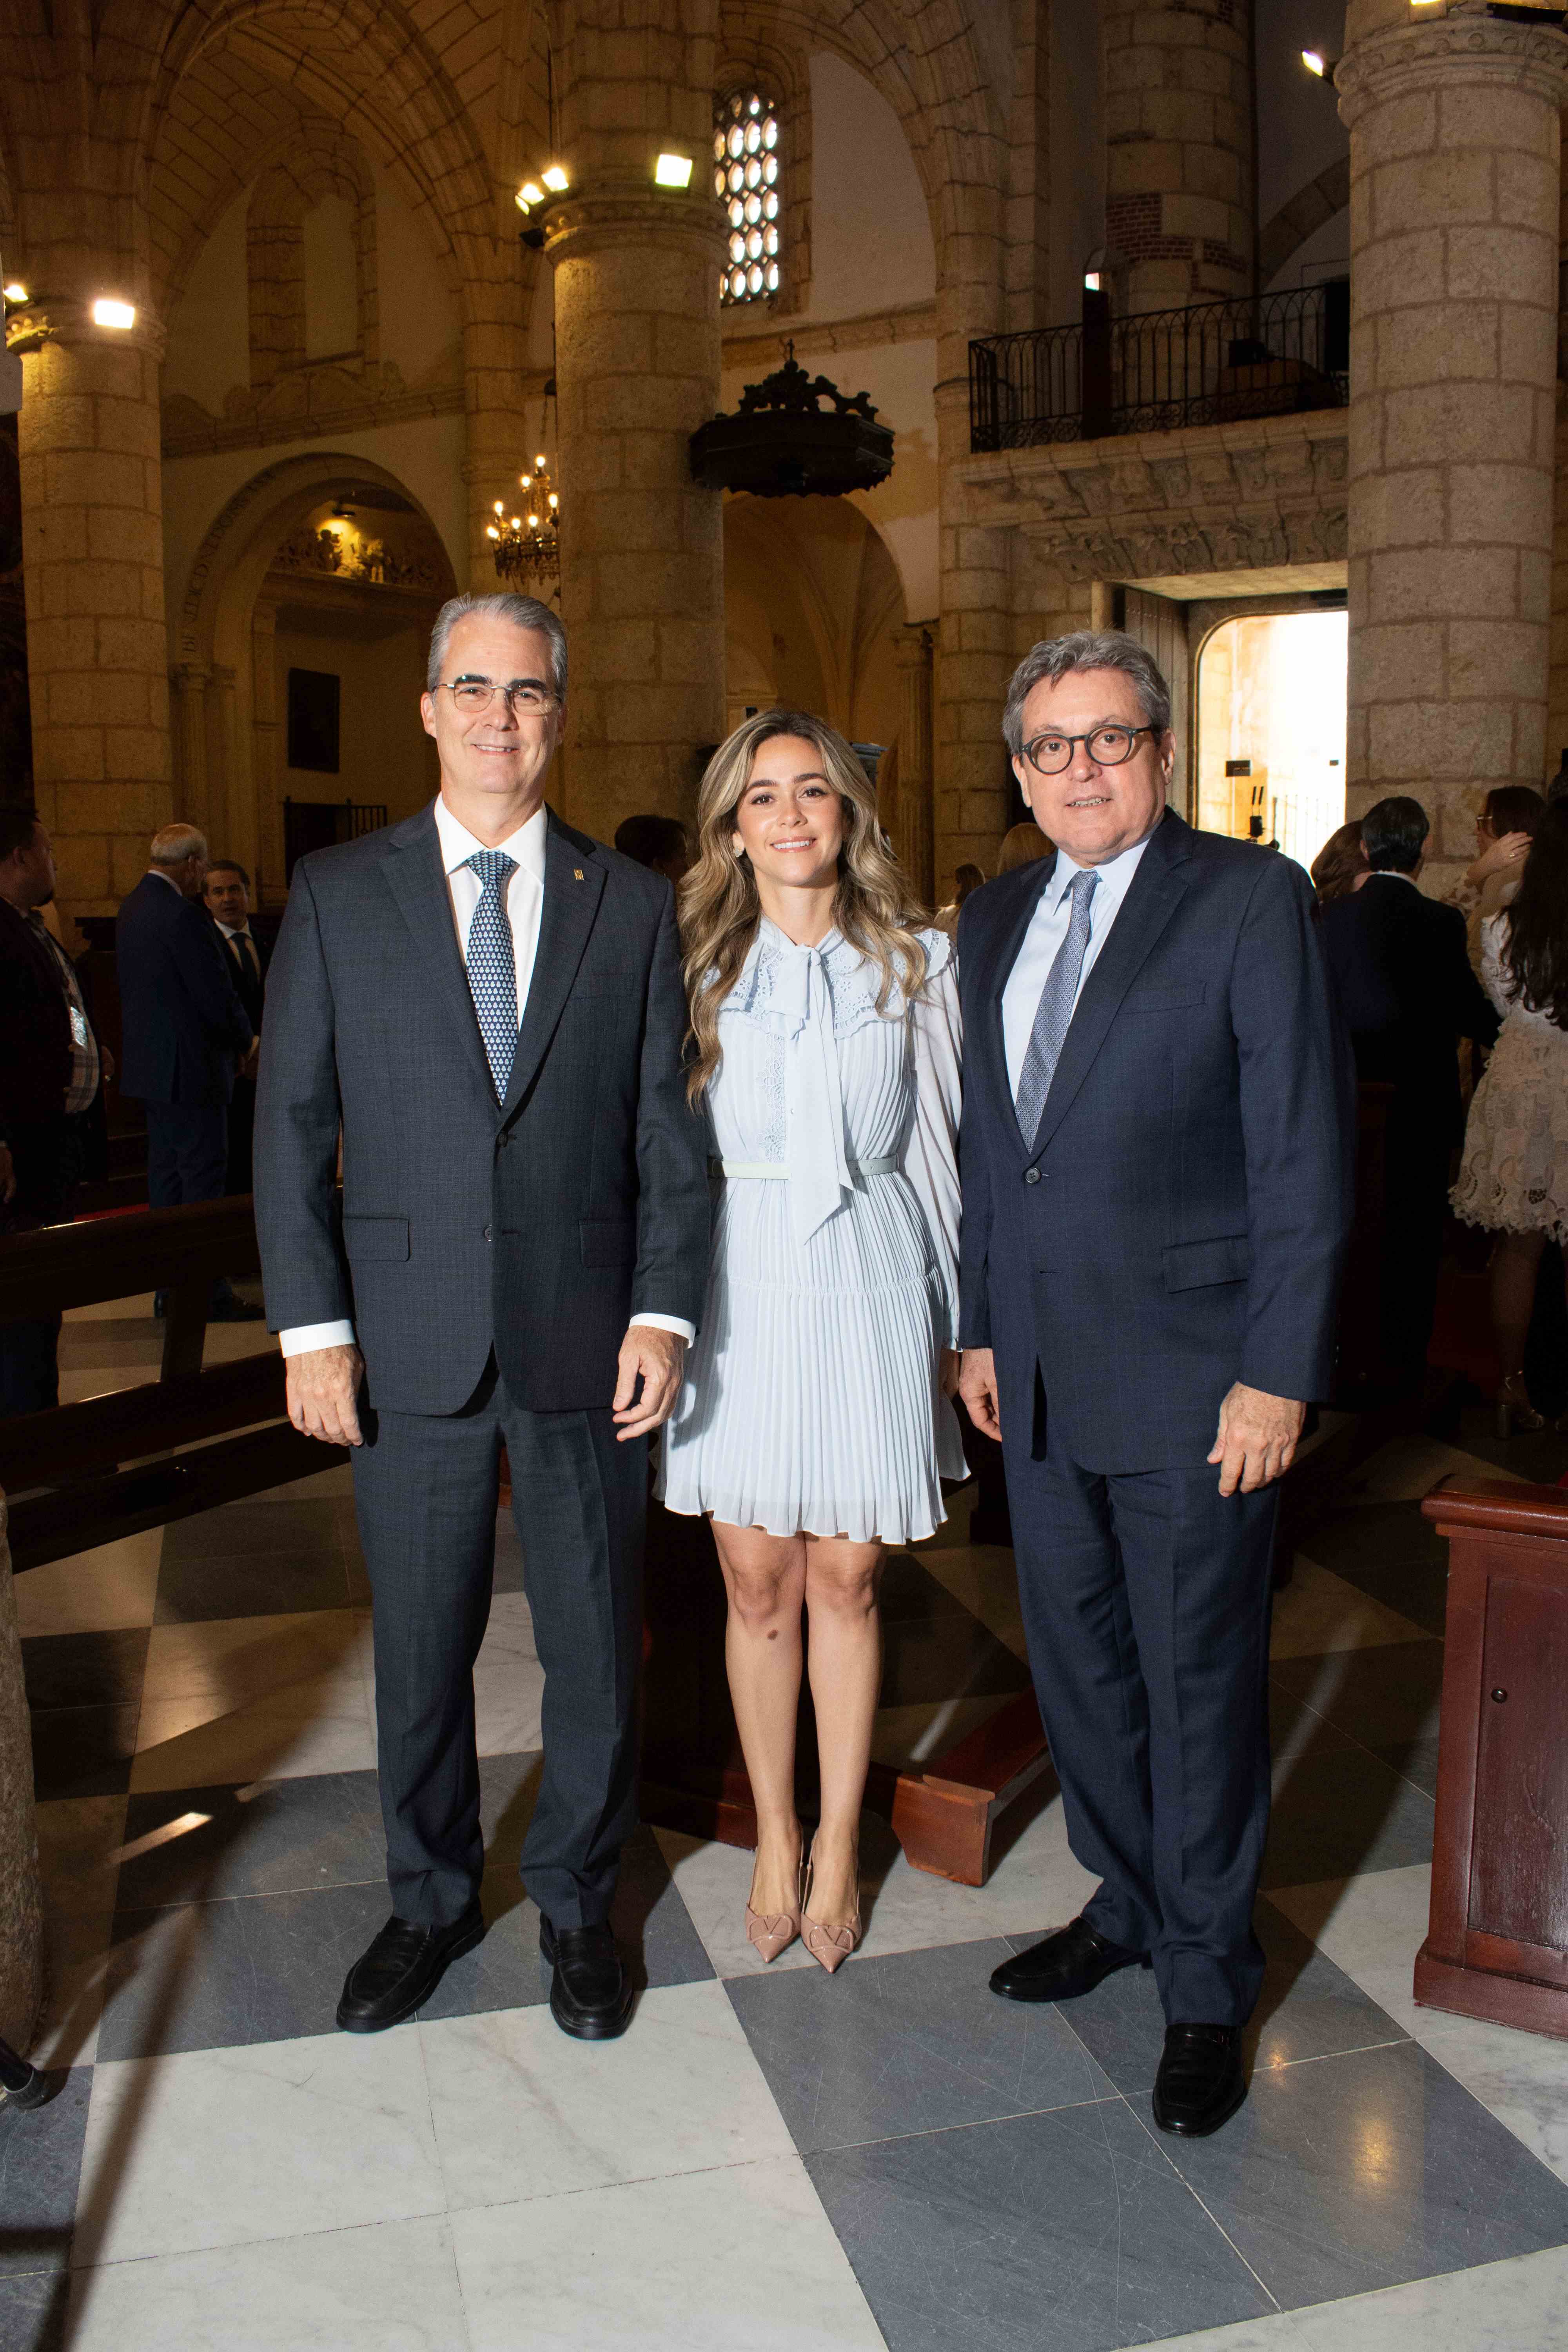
{"left": 488, "top": 453, "right": 560, "bottom": 583}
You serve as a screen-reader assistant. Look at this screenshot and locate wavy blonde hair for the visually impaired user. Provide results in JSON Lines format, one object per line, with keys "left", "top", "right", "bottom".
{"left": 680, "top": 708, "right": 928, "bottom": 1102}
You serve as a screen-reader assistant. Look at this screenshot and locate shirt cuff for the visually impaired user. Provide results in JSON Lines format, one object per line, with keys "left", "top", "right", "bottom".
{"left": 628, "top": 1313, "right": 695, "bottom": 1345}
{"left": 279, "top": 1320, "right": 357, "bottom": 1356}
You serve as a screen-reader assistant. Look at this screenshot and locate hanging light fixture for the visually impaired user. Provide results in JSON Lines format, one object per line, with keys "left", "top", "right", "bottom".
{"left": 488, "top": 450, "right": 561, "bottom": 583}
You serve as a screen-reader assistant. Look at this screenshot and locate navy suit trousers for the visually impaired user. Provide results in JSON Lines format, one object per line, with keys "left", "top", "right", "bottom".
{"left": 1004, "top": 1410, "right": 1278, "bottom": 2026}
{"left": 143, "top": 1100, "right": 228, "bottom": 1207}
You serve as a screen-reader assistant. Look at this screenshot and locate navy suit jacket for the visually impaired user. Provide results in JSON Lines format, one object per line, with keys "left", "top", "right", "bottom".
{"left": 116, "top": 874, "right": 254, "bottom": 1107}
{"left": 956, "top": 812, "right": 1353, "bottom": 1475}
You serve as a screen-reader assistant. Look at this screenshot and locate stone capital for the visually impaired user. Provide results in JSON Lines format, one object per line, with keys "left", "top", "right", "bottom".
{"left": 5, "top": 297, "right": 167, "bottom": 363}
{"left": 1336, "top": 10, "right": 1568, "bottom": 127}
{"left": 543, "top": 183, "right": 728, "bottom": 271}
{"left": 171, "top": 662, "right": 211, "bottom": 695}
{"left": 893, "top": 622, "right": 935, "bottom": 668}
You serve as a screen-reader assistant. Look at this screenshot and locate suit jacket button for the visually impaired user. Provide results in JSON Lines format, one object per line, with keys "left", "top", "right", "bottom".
{"left": 483, "top": 1224, "right": 492, "bottom": 1241}
{"left": 1024, "top": 1169, "right": 1041, "bottom": 1185}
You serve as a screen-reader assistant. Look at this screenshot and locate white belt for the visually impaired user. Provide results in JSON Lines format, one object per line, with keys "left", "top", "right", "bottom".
{"left": 718, "top": 1156, "right": 899, "bottom": 1181}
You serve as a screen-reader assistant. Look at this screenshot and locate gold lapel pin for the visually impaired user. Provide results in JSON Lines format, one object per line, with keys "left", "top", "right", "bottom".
{"left": 573, "top": 867, "right": 584, "bottom": 881}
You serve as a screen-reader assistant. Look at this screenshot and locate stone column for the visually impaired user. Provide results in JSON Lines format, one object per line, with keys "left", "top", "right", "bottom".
{"left": 893, "top": 624, "right": 936, "bottom": 904}
{"left": 172, "top": 662, "right": 211, "bottom": 838}
{"left": 935, "top": 370, "right": 1013, "bottom": 891}
{"left": 1337, "top": 9, "right": 1568, "bottom": 894}
{"left": 243, "top": 611, "right": 274, "bottom": 899}
{"left": 14, "top": 305, "right": 172, "bottom": 927}
{"left": 544, "top": 1, "right": 726, "bottom": 837}
{"left": 1102, "top": 0, "right": 1254, "bottom": 310}
{"left": 0, "top": 1496, "right": 42, "bottom": 2054}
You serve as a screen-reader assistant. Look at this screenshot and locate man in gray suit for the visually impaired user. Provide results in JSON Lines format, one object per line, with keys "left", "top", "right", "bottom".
{"left": 255, "top": 592, "right": 709, "bottom": 2039}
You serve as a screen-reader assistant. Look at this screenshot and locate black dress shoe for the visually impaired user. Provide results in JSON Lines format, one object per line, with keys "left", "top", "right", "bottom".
{"left": 989, "top": 1915, "right": 1150, "bottom": 2004}
{"left": 540, "top": 1917, "right": 633, "bottom": 2040}
{"left": 1152, "top": 2023, "right": 1246, "bottom": 2136}
{"left": 336, "top": 1902, "right": 485, "bottom": 2033}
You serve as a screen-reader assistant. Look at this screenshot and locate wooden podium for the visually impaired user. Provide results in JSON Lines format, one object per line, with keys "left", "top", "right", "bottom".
{"left": 1417, "top": 1479, "right": 1568, "bottom": 2039}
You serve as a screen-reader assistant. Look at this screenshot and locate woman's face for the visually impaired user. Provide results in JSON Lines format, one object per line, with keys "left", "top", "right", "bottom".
{"left": 730, "top": 733, "right": 848, "bottom": 895}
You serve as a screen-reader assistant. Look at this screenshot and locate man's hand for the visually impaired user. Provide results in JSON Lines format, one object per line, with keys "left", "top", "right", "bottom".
{"left": 240, "top": 1037, "right": 261, "bottom": 1082}
{"left": 939, "top": 1347, "right": 961, "bottom": 1399}
{"left": 101, "top": 1046, "right": 116, "bottom": 1084}
{"left": 613, "top": 1324, "right": 687, "bottom": 1442}
{"left": 1208, "top": 1381, "right": 1304, "bottom": 1497}
{"left": 285, "top": 1343, "right": 365, "bottom": 1447}
{"left": 0, "top": 1144, "right": 13, "bottom": 1208}
{"left": 957, "top": 1346, "right": 1002, "bottom": 1442}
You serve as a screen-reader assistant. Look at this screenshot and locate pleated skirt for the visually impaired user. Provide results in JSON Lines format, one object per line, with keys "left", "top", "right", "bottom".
{"left": 657, "top": 1171, "right": 965, "bottom": 1544}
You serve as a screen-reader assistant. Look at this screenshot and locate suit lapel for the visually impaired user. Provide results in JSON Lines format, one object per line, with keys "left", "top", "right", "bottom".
{"left": 1025, "top": 812, "right": 1194, "bottom": 1163}
{"left": 502, "top": 812, "right": 605, "bottom": 1119}
{"left": 381, "top": 802, "right": 494, "bottom": 1097}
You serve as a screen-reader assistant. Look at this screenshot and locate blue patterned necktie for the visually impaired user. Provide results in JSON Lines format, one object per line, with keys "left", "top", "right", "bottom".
{"left": 1014, "top": 866, "right": 1099, "bottom": 1146}
{"left": 463, "top": 849, "right": 518, "bottom": 1102}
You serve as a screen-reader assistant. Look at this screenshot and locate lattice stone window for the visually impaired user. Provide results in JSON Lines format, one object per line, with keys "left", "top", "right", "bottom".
{"left": 715, "top": 91, "right": 780, "bottom": 305}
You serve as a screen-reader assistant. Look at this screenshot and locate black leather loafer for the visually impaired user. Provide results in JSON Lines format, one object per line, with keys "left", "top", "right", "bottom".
{"left": 540, "top": 1917, "right": 634, "bottom": 2040}
{"left": 336, "top": 1902, "right": 485, "bottom": 2032}
{"left": 989, "top": 1915, "right": 1150, "bottom": 2004}
{"left": 1152, "top": 2023, "right": 1246, "bottom": 2137}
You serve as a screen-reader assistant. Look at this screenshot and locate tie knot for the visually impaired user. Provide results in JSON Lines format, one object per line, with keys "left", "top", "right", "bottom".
{"left": 1065, "top": 866, "right": 1098, "bottom": 906}
{"left": 466, "top": 849, "right": 516, "bottom": 890}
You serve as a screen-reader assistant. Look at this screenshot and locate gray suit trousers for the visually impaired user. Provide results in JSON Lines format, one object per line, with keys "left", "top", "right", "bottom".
{"left": 351, "top": 1355, "right": 646, "bottom": 1931}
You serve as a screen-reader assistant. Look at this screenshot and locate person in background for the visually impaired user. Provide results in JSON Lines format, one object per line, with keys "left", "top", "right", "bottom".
{"left": 613, "top": 813, "right": 691, "bottom": 886}
{"left": 0, "top": 808, "right": 108, "bottom": 1412}
{"left": 1446, "top": 786, "right": 1545, "bottom": 965}
{"left": 1310, "top": 819, "right": 1367, "bottom": 910}
{"left": 1452, "top": 799, "right": 1568, "bottom": 1435}
{"left": 117, "top": 822, "right": 261, "bottom": 1321}
{"left": 203, "top": 858, "right": 269, "bottom": 1195}
{"left": 1546, "top": 750, "right": 1568, "bottom": 807}
{"left": 1318, "top": 794, "right": 1499, "bottom": 1390}
{"left": 935, "top": 861, "right": 986, "bottom": 938}
{"left": 996, "top": 820, "right": 1053, "bottom": 874}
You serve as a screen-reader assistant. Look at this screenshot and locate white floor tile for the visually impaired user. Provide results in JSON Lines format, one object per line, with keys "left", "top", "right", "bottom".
{"left": 63, "top": 2214, "right": 469, "bottom": 2351}
{"left": 473, "top": 1590, "right": 544, "bottom": 1757}
{"left": 969, "top": 1780, "right": 1102, "bottom": 1937}
{"left": 1287, "top": 2243, "right": 1568, "bottom": 2350}
{"left": 1131, "top": 2314, "right": 1303, "bottom": 2350}
{"left": 452, "top": 2155, "right": 887, "bottom": 2350}
{"left": 421, "top": 1976, "right": 794, "bottom": 2213}
{"left": 14, "top": 1529, "right": 163, "bottom": 1636}
{"left": 74, "top": 2030, "right": 446, "bottom": 2265}
{"left": 1269, "top": 1555, "right": 1428, "bottom": 1659}
{"left": 1415, "top": 2010, "right": 1568, "bottom": 2182}
{"left": 130, "top": 1608, "right": 375, "bottom": 1789}
{"left": 651, "top": 1828, "right": 817, "bottom": 1976}
{"left": 1266, "top": 1866, "right": 1432, "bottom": 2034}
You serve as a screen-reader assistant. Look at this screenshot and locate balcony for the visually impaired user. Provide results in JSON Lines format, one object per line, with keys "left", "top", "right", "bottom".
{"left": 969, "top": 279, "right": 1349, "bottom": 455}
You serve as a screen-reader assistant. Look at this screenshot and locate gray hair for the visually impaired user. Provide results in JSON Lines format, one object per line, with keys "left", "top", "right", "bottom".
{"left": 150, "top": 822, "right": 208, "bottom": 866}
{"left": 426, "top": 593, "right": 567, "bottom": 699}
{"left": 1002, "top": 630, "right": 1172, "bottom": 755}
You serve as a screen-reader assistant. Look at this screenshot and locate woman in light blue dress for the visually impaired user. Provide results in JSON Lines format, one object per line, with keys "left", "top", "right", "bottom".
{"left": 659, "top": 710, "right": 963, "bottom": 1971}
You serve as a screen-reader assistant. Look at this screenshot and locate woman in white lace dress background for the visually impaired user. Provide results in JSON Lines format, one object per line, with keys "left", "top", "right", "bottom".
{"left": 1452, "top": 799, "right": 1568, "bottom": 1435}
{"left": 659, "top": 710, "right": 963, "bottom": 1971}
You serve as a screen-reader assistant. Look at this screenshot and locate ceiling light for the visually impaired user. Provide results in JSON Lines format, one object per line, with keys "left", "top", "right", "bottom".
{"left": 654, "top": 152, "right": 693, "bottom": 189}
{"left": 541, "top": 165, "right": 568, "bottom": 192}
{"left": 92, "top": 297, "right": 135, "bottom": 329}
{"left": 1083, "top": 270, "right": 1101, "bottom": 292}
{"left": 2, "top": 283, "right": 27, "bottom": 304}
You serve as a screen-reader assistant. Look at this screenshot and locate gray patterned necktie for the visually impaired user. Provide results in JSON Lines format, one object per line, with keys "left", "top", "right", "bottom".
{"left": 463, "top": 849, "right": 518, "bottom": 1102}
{"left": 1014, "top": 866, "right": 1099, "bottom": 1146}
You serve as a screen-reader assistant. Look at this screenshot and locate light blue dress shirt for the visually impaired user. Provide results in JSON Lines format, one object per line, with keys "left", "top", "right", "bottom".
{"left": 1001, "top": 830, "right": 1157, "bottom": 1102}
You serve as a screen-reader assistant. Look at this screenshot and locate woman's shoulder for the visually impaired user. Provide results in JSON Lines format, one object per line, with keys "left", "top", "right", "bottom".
{"left": 913, "top": 925, "right": 954, "bottom": 984}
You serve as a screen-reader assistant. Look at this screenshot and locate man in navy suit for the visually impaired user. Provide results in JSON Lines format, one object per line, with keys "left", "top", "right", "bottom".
{"left": 117, "top": 824, "right": 260, "bottom": 1318}
{"left": 956, "top": 633, "right": 1350, "bottom": 2139}
{"left": 203, "top": 858, "right": 270, "bottom": 1196}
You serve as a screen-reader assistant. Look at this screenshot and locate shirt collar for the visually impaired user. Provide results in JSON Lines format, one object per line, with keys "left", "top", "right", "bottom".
{"left": 1042, "top": 824, "right": 1157, "bottom": 911}
{"left": 147, "top": 867, "right": 183, "bottom": 891}
{"left": 433, "top": 795, "right": 548, "bottom": 884}
{"left": 214, "top": 918, "right": 251, "bottom": 939}
{"left": 1373, "top": 869, "right": 1421, "bottom": 889}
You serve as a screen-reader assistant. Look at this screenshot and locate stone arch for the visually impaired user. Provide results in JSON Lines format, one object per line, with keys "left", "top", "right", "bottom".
{"left": 723, "top": 494, "right": 907, "bottom": 737}
{"left": 175, "top": 448, "right": 458, "bottom": 900}
{"left": 247, "top": 138, "right": 379, "bottom": 385}
{"left": 1259, "top": 158, "right": 1350, "bottom": 290}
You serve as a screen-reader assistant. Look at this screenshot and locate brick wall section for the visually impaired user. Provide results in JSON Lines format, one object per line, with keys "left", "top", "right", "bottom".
{"left": 1337, "top": 15, "right": 1568, "bottom": 894}
{"left": 1103, "top": 0, "right": 1254, "bottom": 310}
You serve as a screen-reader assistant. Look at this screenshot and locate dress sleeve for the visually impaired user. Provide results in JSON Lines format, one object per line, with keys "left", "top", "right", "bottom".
{"left": 902, "top": 934, "right": 963, "bottom": 1349}
{"left": 1479, "top": 910, "right": 1514, "bottom": 1019}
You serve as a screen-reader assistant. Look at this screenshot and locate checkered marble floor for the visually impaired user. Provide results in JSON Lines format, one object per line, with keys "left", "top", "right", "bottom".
{"left": 10, "top": 1300, "right": 1568, "bottom": 2349}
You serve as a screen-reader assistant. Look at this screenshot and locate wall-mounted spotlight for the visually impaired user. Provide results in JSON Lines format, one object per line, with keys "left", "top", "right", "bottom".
{"left": 542, "top": 165, "right": 569, "bottom": 193}
{"left": 1083, "top": 270, "right": 1101, "bottom": 292}
{"left": 516, "top": 180, "right": 545, "bottom": 212}
{"left": 653, "top": 152, "right": 693, "bottom": 189}
{"left": 2, "top": 283, "right": 27, "bottom": 305}
{"left": 92, "top": 298, "right": 136, "bottom": 329}
{"left": 1300, "top": 48, "right": 1339, "bottom": 75}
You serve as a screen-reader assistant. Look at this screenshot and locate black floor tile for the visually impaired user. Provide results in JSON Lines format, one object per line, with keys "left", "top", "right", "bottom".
{"left": 114, "top": 1770, "right": 386, "bottom": 1908}
{"left": 1300, "top": 1502, "right": 1450, "bottom": 1635}
{"left": 809, "top": 2099, "right": 1272, "bottom": 2352}
{"left": 29, "top": 1704, "right": 138, "bottom": 1801}
{"left": 21, "top": 1629, "right": 149, "bottom": 1713}
{"left": 98, "top": 1880, "right": 391, "bottom": 2059}
{"left": 728, "top": 1936, "right": 1112, "bottom": 2154}
{"left": 1375, "top": 1735, "right": 1443, "bottom": 1798}
{"left": 1271, "top": 1641, "right": 1445, "bottom": 1753}
{"left": 160, "top": 1498, "right": 345, "bottom": 1563}
{"left": 1160, "top": 2039, "right": 1568, "bottom": 2311}
{"left": 879, "top": 1610, "right": 1030, "bottom": 1709}
{"left": 878, "top": 1551, "right": 979, "bottom": 1624}
{"left": 1017, "top": 1901, "right": 1408, "bottom": 2098}
{"left": 154, "top": 1548, "right": 354, "bottom": 1624}
{"left": 0, "top": 2068, "right": 91, "bottom": 2279}
{"left": 1262, "top": 1748, "right": 1434, "bottom": 1888}
{"left": 0, "top": 2271, "right": 69, "bottom": 2352}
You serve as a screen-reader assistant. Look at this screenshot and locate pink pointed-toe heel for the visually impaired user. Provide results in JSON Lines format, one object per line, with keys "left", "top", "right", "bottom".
{"left": 745, "top": 1854, "right": 803, "bottom": 1964}
{"left": 800, "top": 1842, "right": 861, "bottom": 1976}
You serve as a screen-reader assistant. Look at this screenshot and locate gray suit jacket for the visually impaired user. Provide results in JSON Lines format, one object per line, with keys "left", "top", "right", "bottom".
{"left": 254, "top": 800, "right": 710, "bottom": 1416}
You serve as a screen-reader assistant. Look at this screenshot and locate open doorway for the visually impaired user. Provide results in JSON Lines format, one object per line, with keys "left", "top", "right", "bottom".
{"left": 1195, "top": 609, "right": 1347, "bottom": 872}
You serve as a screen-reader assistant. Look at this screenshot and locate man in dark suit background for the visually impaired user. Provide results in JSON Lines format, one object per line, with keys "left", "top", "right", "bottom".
{"left": 255, "top": 592, "right": 709, "bottom": 2041}
{"left": 957, "top": 632, "right": 1350, "bottom": 2140}
{"left": 116, "top": 822, "right": 260, "bottom": 1320}
{"left": 0, "top": 807, "right": 107, "bottom": 1411}
{"left": 1318, "top": 795, "right": 1497, "bottom": 1389}
{"left": 203, "top": 858, "right": 269, "bottom": 1194}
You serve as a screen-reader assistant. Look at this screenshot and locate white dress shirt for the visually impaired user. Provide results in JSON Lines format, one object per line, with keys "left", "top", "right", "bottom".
{"left": 1002, "top": 830, "right": 1156, "bottom": 1101}
{"left": 280, "top": 796, "right": 692, "bottom": 1356}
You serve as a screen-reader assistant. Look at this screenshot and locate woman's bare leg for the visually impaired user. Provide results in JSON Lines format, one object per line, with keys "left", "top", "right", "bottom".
{"left": 711, "top": 1519, "right": 807, "bottom": 1915}
{"left": 1491, "top": 1228, "right": 1548, "bottom": 1385}
{"left": 802, "top": 1535, "right": 884, "bottom": 1928}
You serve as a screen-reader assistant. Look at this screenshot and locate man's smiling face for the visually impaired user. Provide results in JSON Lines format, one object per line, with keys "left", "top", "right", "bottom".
{"left": 419, "top": 612, "right": 564, "bottom": 811}
{"left": 1013, "top": 665, "right": 1173, "bottom": 867}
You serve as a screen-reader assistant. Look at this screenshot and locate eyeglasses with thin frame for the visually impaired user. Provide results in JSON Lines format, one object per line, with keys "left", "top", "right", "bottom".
{"left": 437, "top": 677, "right": 560, "bottom": 717}
{"left": 1020, "top": 722, "right": 1156, "bottom": 776}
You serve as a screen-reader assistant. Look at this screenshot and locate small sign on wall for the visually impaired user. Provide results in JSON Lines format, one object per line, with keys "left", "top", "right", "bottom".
{"left": 287, "top": 668, "right": 341, "bottom": 774}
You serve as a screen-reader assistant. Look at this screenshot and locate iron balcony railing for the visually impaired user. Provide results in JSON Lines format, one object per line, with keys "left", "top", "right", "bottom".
{"left": 969, "top": 278, "right": 1350, "bottom": 454}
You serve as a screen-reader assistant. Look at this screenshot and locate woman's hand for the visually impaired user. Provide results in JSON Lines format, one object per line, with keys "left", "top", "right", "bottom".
{"left": 1466, "top": 830, "right": 1531, "bottom": 887}
{"left": 938, "top": 1347, "right": 961, "bottom": 1398}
